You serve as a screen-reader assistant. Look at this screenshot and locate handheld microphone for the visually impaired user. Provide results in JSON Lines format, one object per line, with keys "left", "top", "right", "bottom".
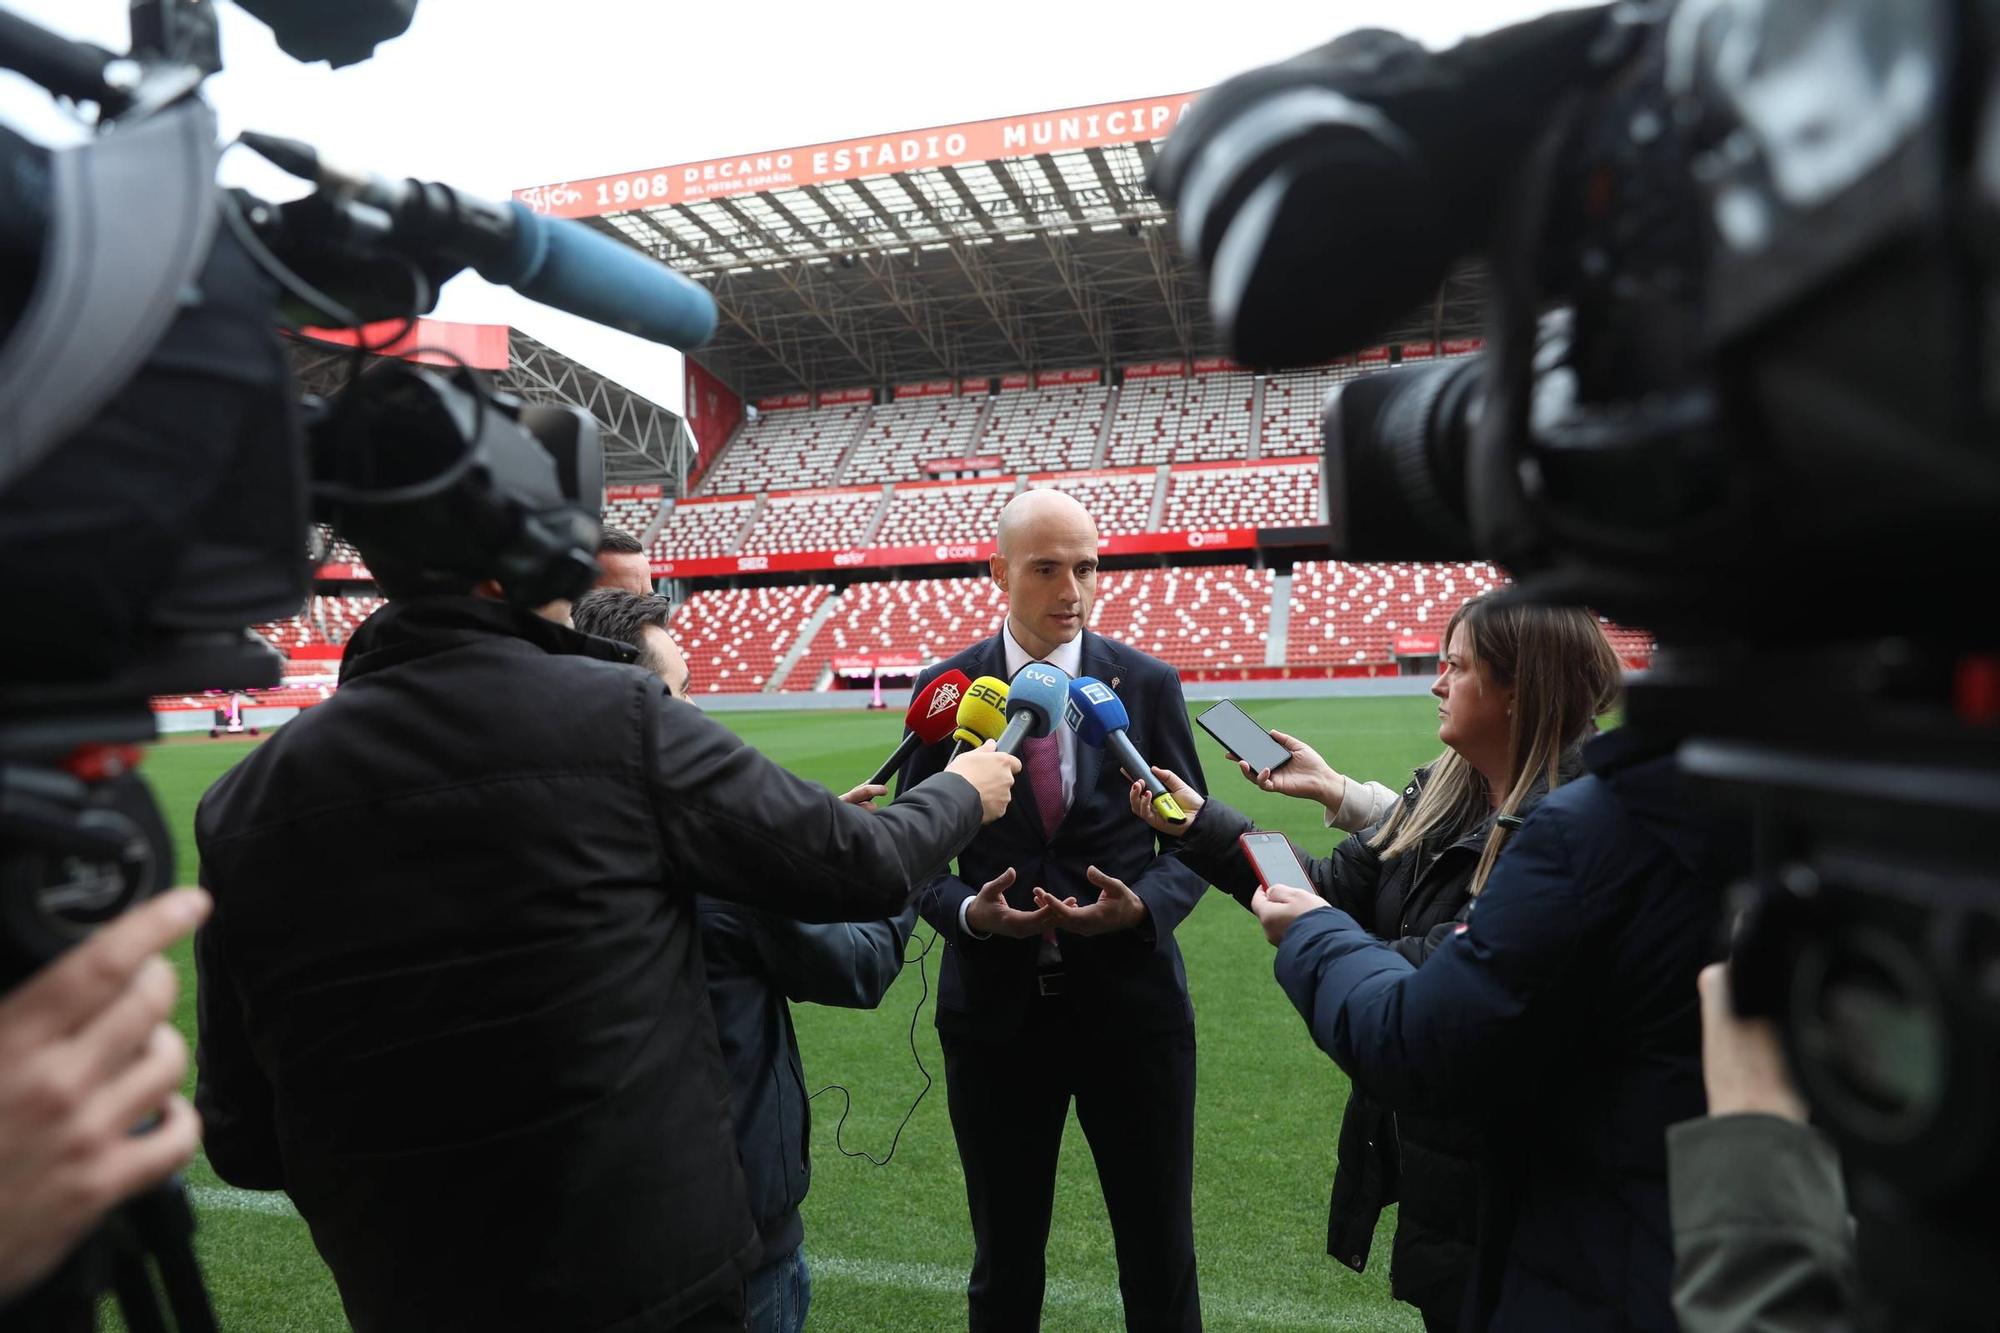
{"left": 947, "top": 677, "right": 1009, "bottom": 760}
{"left": 1064, "top": 676, "right": 1188, "bottom": 825}
{"left": 996, "top": 662, "right": 1072, "bottom": 756}
{"left": 240, "top": 132, "right": 719, "bottom": 349}
{"left": 868, "top": 670, "right": 971, "bottom": 786}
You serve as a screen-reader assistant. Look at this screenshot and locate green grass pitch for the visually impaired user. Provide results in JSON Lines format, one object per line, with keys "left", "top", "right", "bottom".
{"left": 133, "top": 695, "right": 1448, "bottom": 1331}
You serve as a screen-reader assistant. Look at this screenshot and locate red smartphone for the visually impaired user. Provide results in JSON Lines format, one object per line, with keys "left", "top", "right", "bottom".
{"left": 1239, "top": 830, "right": 1311, "bottom": 892}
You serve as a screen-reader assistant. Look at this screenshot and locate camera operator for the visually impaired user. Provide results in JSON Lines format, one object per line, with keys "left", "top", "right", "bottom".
{"left": 192, "top": 564, "right": 1019, "bottom": 1333}
{"left": 1129, "top": 595, "right": 1621, "bottom": 1331}
{"left": 1669, "top": 962, "right": 1857, "bottom": 1333}
{"left": 0, "top": 887, "right": 209, "bottom": 1308}
{"left": 572, "top": 586, "right": 915, "bottom": 1333}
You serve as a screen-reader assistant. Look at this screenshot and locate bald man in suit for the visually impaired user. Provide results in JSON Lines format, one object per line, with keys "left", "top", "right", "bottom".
{"left": 899, "top": 490, "right": 1209, "bottom": 1331}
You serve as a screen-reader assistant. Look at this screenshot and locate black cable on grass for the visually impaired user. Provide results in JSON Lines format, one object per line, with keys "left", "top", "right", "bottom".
{"left": 807, "top": 925, "right": 939, "bottom": 1168}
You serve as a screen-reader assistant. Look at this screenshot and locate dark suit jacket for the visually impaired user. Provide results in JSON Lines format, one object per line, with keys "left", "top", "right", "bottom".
{"left": 898, "top": 629, "right": 1208, "bottom": 1041}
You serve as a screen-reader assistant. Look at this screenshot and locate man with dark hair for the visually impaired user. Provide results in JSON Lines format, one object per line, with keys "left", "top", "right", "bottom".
{"left": 596, "top": 526, "right": 653, "bottom": 596}
{"left": 572, "top": 588, "right": 688, "bottom": 697}
{"left": 574, "top": 586, "right": 913, "bottom": 1333}
{"left": 194, "top": 561, "right": 1020, "bottom": 1332}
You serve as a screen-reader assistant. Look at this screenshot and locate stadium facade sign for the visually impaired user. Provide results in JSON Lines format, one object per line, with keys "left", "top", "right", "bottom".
{"left": 515, "top": 92, "right": 1201, "bottom": 219}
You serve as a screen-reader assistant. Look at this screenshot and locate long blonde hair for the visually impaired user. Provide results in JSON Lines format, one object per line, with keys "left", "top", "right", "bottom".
{"left": 1370, "top": 594, "right": 1623, "bottom": 897}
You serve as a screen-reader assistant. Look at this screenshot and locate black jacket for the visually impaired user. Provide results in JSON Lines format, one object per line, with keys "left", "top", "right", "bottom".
{"left": 1269, "top": 728, "right": 1731, "bottom": 1333}
{"left": 192, "top": 597, "right": 983, "bottom": 1333}
{"left": 697, "top": 896, "right": 917, "bottom": 1269}
{"left": 898, "top": 630, "right": 1207, "bottom": 1039}
{"left": 1180, "top": 758, "right": 1577, "bottom": 1322}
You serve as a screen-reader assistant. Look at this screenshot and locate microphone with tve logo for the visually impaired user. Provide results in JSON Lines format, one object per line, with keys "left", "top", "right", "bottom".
{"left": 1065, "top": 676, "right": 1187, "bottom": 825}
{"left": 947, "top": 677, "right": 1009, "bottom": 761}
{"left": 996, "top": 662, "right": 1072, "bottom": 756}
{"left": 867, "top": 670, "right": 973, "bottom": 785}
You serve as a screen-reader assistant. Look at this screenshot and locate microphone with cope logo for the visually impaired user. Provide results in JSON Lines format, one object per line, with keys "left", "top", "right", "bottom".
{"left": 947, "top": 676, "right": 1010, "bottom": 760}
{"left": 996, "top": 662, "right": 1072, "bottom": 757}
{"left": 1064, "top": 676, "right": 1188, "bottom": 825}
{"left": 867, "top": 669, "right": 973, "bottom": 785}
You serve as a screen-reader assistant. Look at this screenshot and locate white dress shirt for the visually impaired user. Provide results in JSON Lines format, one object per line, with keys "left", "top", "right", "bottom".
{"left": 958, "top": 622, "right": 1086, "bottom": 945}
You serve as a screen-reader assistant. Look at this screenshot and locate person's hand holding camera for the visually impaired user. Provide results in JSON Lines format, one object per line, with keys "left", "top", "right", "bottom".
{"left": 1697, "top": 962, "right": 1809, "bottom": 1123}
{"left": 0, "top": 887, "right": 210, "bottom": 1302}
{"left": 946, "top": 741, "right": 1022, "bottom": 824}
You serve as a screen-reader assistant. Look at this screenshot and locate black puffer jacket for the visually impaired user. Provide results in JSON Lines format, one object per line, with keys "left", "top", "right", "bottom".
{"left": 1180, "top": 756, "right": 1580, "bottom": 1326}
{"left": 193, "top": 597, "right": 984, "bottom": 1333}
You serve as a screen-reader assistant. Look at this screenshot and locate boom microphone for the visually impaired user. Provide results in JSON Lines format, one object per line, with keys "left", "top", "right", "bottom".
{"left": 1065, "top": 676, "right": 1187, "bottom": 825}
{"left": 996, "top": 662, "right": 1071, "bottom": 756}
{"left": 868, "top": 670, "right": 971, "bottom": 785}
{"left": 240, "top": 132, "right": 720, "bottom": 349}
{"left": 947, "top": 676, "right": 1009, "bottom": 760}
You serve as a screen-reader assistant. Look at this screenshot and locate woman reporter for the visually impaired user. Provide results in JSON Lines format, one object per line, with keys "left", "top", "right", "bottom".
{"left": 1132, "top": 594, "right": 1620, "bottom": 1332}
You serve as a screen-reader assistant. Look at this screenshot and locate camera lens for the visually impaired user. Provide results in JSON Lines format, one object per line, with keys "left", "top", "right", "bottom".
{"left": 1320, "top": 356, "right": 1484, "bottom": 561}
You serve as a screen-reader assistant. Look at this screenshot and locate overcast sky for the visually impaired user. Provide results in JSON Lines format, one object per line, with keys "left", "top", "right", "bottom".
{"left": 2, "top": 1, "right": 1565, "bottom": 412}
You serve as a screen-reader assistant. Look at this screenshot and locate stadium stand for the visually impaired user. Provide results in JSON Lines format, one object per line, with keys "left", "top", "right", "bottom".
{"left": 981, "top": 383, "right": 1108, "bottom": 473}
{"left": 1286, "top": 561, "right": 1508, "bottom": 666}
{"left": 602, "top": 491, "right": 666, "bottom": 541}
{"left": 1163, "top": 462, "right": 1320, "bottom": 531}
{"left": 1599, "top": 620, "right": 1655, "bottom": 661}
{"left": 819, "top": 577, "right": 1008, "bottom": 667}
{"left": 840, "top": 396, "right": 988, "bottom": 486}
{"left": 740, "top": 490, "right": 883, "bottom": 554}
{"left": 1091, "top": 564, "right": 1273, "bottom": 674}
{"left": 319, "top": 594, "right": 384, "bottom": 645}
{"left": 650, "top": 497, "right": 756, "bottom": 562}
{"left": 667, "top": 584, "right": 828, "bottom": 693}
{"left": 1104, "top": 374, "right": 1254, "bottom": 467}
{"left": 872, "top": 479, "right": 1018, "bottom": 549}
{"left": 316, "top": 525, "right": 364, "bottom": 567}
{"left": 699, "top": 403, "right": 867, "bottom": 495}
{"left": 1027, "top": 470, "right": 1158, "bottom": 537}
{"left": 1260, "top": 365, "right": 1368, "bottom": 457}
{"left": 252, "top": 616, "right": 318, "bottom": 653}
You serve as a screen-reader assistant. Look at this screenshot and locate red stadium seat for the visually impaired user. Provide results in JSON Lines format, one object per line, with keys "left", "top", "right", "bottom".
{"left": 739, "top": 491, "right": 884, "bottom": 555}
{"left": 842, "top": 397, "right": 988, "bottom": 485}
{"left": 1105, "top": 374, "right": 1253, "bottom": 467}
{"left": 700, "top": 404, "right": 867, "bottom": 495}
{"left": 668, "top": 584, "right": 828, "bottom": 693}
{"left": 1091, "top": 565, "right": 1273, "bottom": 674}
{"left": 1026, "top": 472, "right": 1157, "bottom": 536}
{"left": 650, "top": 498, "right": 757, "bottom": 563}
{"left": 873, "top": 481, "right": 1017, "bottom": 549}
{"left": 1163, "top": 463, "right": 1320, "bottom": 531}
{"left": 981, "top": 384, "right": 1109, "bottom": 474}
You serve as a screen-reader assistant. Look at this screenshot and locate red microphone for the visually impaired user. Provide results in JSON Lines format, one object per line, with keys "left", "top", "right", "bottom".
{"left": 868, "top": 670, "right": 972, "bottom": 786}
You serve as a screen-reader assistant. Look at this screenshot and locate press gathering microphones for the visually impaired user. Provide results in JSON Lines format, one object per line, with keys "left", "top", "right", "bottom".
{"left": 867, "top": 670, "right": 972, "bottom": 785}
{"left": 1065, "top": 676, "right": 1188, "bottom": 825}
{"left": 996, "top": 662, "right": 1072, "bottom": 756}
{"left": 947, "top": 676, "right": 1010, "bottom": 760}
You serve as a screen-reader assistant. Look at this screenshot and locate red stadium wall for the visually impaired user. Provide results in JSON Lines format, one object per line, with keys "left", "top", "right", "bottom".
{"left": 684, "top": 359, "right": 744, "bottom": 488}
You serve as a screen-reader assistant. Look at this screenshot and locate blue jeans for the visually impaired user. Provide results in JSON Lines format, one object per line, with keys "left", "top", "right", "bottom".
{"left": 743, "top": 1243, "right": 811, "bottom": 1333}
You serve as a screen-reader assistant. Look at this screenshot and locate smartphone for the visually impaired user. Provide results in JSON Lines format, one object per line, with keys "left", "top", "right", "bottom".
{"left": 1196, "top": 699, "right": 1293, "bottom": 773}
{"left": 1239, "top": 831, "right": 1311, "bottom": 892}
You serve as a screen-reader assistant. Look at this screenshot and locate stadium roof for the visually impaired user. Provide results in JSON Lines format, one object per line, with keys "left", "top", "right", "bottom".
{"left": 286, "top": 322, "right": 697, "bottom": 489}
{"left": 514, "top": 93, "right": 1486, "bottom": 401}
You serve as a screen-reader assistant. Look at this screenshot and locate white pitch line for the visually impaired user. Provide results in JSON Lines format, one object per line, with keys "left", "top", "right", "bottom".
{"left": 189, "top": 1185, "right": 1408, "bottom": 1331}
